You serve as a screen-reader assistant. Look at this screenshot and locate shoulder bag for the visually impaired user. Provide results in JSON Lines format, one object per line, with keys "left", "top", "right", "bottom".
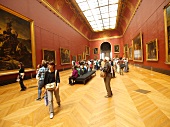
{"left": 46, "top": 70, "right": 57, "bottom": 90}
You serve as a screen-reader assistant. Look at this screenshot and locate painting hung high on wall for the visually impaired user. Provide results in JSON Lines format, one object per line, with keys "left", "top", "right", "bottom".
{"left": 114, "top": 44, "right": 120, "bottom": 53}
{"left": 146, "top": 39, "right": 158, "bottom": 61}
{"left": 132, "top": 32, "right": 143, "bottom": 62}
{"left": 0, "top": 5, "right": 35, "bottom": 73}
{"left": 164, "top": 3, "right": 170, "bottom": 63}
{"left": 60, "top": 48, "right": 71, "bottom": 65}
{"left": 43, "top": 49, "right": 56, "bottom": 64}
{"left": 85, "top": 46, "right": 90, "bottom": 55}
{"left": 93, "top": 48, "right": 98, "bottom": 54}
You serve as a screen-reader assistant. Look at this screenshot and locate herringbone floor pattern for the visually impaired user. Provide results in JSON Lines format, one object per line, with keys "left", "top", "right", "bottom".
{"left": 0, "top": 65, "right": 170, "bottom": 127}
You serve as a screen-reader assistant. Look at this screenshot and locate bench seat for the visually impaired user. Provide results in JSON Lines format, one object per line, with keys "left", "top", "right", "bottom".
{"left": 74, "top": 70, "right": 96, "bottom": 85}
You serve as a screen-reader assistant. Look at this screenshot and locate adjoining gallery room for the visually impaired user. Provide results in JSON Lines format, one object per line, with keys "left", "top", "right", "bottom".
{"left": 0, "top": 0, "right": 170, "bottom": 127}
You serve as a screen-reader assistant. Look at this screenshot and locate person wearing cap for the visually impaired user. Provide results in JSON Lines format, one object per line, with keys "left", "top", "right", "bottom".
{"left": 17, "top": 62, "right": 27, "bottom": 91}
{"left": 102, "top": 57, "right": 113, "bottom": 98}
{"left": 43, "top": 61, "right": 61, "bottom": 119}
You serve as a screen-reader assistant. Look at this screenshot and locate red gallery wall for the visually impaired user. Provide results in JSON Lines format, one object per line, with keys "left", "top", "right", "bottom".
{"left": 90, "top": 0, "right": 170, "bottom": 71}
{"left": 0, "top": 0, "right": 89, "bottom": 84}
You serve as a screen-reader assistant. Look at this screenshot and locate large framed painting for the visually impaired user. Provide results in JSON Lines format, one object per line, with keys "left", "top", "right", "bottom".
{"left": 43, "top": 49, "right": 56, "bottom": 64}
{"left": 0, "top": 5, "right": 35, "bottom": 75}
{"left": 132, "top": 32, "right": 143, "bottom": 62}
{"left": 60, "top": 48, "right": 71, "bottom": 65}
{"left": 128, "top": 46, "right": 133, "bottom": 60}
{"left": 124, "top": 44, "right": 128, "bottom": 58}
{"left": 77, "top": 54, "right": 82, "bottom": 61}
{"left": 164, "top": 3, "right": 170, "bottom": 64}
{"left": 146, "top": 39, "right": 158, "bottom": 61}
{"left": 93, "top": 48, "right": 98, "bottom": 54}
{"left": 114, "top": 44, "right": 120, "bottom": 53}
{"left": 85, "top": 46, "right": 90, "bottom": 55}
{"left": 72, "top": 55, "right": 77, "bottom": 61}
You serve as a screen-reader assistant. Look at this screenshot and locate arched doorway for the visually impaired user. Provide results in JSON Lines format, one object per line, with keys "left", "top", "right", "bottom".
{"left": 100, "top": 42, "right": 112, "bottom": 59}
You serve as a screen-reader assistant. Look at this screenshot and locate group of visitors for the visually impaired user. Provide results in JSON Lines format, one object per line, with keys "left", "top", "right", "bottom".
{"left": 17, "top": 56, "right": 129, "bottom": 119}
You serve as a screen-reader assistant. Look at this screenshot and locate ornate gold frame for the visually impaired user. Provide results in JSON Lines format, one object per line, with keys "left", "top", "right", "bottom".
{"left": 128, "top": 46, "right": 133, "bottom": 60}
{"left": 146, "top": 39, "right": 158, "bottom": 61}
{"left": 60, "top": 47, "right": 71, "bottom": 65}
{"left": 114, "top": 44, "right": 120, "bottom": 53}
{"left": 42, "top": 49, "right": 56, "bottom": 65}
{"left": 0, "top": 4, "right": 36, "bottom": 76}
{"left": 164, "top": 3, "right": 170, "bottom": 64}
{"left": 132, "top": 32, "right": 143, "bottom": 62}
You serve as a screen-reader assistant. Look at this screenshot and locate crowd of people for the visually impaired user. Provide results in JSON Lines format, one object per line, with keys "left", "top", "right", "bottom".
{"left": 16, "top": 56, "right": 129, "bottom": 119}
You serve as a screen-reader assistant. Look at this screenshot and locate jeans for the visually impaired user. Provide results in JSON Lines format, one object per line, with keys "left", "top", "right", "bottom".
{"left": 37, "top": 80, "right": 44, "bottom": 98}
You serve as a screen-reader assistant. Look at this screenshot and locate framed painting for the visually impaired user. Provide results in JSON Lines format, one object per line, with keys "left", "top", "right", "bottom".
{"left": 43, "top": 49, "right": 56, "bottom": 64}
{"left": 93, "top": 48, "right": 98, "bottom": 54}
{"left": 72, "top": 55, "right": 77, "bottom": 61}
{"left": 146, "top": 39, "right": 158, "bottom": 61}
{"left": 60, "top": 48, "right": 71, "bottom": 65}
{"left": 0, "top": 5, "right": 35, "bottom": 75}
{"left": 114, "top": 44, "right": 120, "bottom": 53}
{"left": 132, "top": 32, "right": 143, "bottom": 62}
{"left": 128, "top": 47, "right": 133, "bottom": 60}
{"left": 77, "top": 54, "right": 82, "bottom": 61}
{"left": 82, "top": 52, "right": 86, "bottom": 60}
{"left": 85, "top": 46, "right": 90, "bottom": 55}
{"left": 124, "top": 44, "right": 128, "bottom": 58}
{"left": 164, "top": 3, "right": 170, "bottom": 64}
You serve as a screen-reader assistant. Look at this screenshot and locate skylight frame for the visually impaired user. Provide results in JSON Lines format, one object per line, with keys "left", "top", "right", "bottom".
{"left": 76, "top": 0, "right": 119, "bottom": 32}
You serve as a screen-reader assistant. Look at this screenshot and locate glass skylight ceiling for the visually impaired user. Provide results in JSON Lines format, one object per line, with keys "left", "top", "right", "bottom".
{"left": 75, "top": 0, "right": 119, "bottom": 32}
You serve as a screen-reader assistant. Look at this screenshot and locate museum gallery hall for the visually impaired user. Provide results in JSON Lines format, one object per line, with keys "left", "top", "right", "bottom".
{"left": 0, "top": 0, "right": 170, "bottom": 127}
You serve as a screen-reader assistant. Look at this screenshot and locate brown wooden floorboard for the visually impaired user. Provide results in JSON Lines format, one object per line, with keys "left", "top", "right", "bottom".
{"left": 0, "top": 65, "right": 170, "bottom": 127}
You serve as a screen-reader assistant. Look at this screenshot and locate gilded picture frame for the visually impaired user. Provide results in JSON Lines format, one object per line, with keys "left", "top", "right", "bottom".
{"left": 132, "top": 32, "right": 143, "bottom": 62}
{"left": 82, "top": 52, "right": 86, "bottom": 60}
{"left": 60, "top": 48, "right": 71, "bottom": 65}
{"left": 72, "top": 55, "right": 77, "bottom": 61}
{"left": 114, "top": 44, "right": 120, "bottom": 53}
{"left": 77, "top": 54, "right": 82, "bottom": 61}
{"left": 93, "top": 48, "right": 98, "bottom": 54}
{"left": 85, "top": 46, "right": 90, "bottom": 55}
{"left": 146, "top": 39, "right": 158, "bottom": 61}
{"left": 164, "top": 3, "right": 170, "bottom": 64}
{"left": 128, "top": 46, "right": 133, "bottom": 60}
{"left": 0, "top": 4, "right": 36, "bottom": 75}
{"left": 124, "top": 44, "right": 128, "bottom": 58}
{"left": 43, "top": 49, "right": 56, "bottom": 64}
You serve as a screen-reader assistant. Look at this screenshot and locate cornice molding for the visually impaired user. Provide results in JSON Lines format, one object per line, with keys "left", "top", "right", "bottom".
{"left": 37, "top": 0, "right": 89, "bottom": 41}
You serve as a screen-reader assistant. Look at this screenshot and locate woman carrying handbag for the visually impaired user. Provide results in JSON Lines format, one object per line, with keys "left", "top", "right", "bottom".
{"left": 44, "top": 61, "right": 61, "bottom": 119}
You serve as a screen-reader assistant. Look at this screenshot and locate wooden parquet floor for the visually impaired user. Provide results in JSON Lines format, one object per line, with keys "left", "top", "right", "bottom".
{"left": 0, "top": 65, "right": 170, "bottom": 127}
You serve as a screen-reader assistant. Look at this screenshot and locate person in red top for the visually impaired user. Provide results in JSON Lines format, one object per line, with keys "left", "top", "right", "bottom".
{"left": 69, "top": 66, "right": 78, "bottom": 85}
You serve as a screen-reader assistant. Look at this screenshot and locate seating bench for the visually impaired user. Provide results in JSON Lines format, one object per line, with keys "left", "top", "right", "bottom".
{"left": 74, "top": 70, "right": 96, "bottom": 85}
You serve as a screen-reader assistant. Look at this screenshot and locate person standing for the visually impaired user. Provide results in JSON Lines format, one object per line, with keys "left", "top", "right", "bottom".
{"left": 103, "top": 57, "right": 113, "bottom": 98}
{"left": 44, "top": 61, "right": 61, "bottom": 119}
{"left": 18, "top": 62, "right": 27, "bottom": 91}
{"left": 36, "top": 61, "right": 48, "bottom": 100}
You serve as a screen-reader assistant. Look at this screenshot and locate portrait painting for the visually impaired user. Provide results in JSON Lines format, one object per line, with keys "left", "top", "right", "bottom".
{"left": 114, "top": 44, "right": 120, "bottom": 53}
{"left": 72, "top": 55, "right": 77, "bottom": 61}
{"left": 93, "top": 48, "right": 98, "bottom": 54}
{"left": 132, "top": 33, "right": 143, "bottom": 62}
{"left": 85, "top": 46, "right": 90, "bottom": 55}
{"left": 77, "top": 54, "right": 82, "bottom": 61}
{"left": 43, "top": 49, "right": 56, "bottom": 64}
{"left": 0, "top": 5, "right": 35, "bottom": 74}
{"left": 164, "top": 3, "right": 170, "bottom": 63}
{"left": 146, "top": 39, "right": 158, "bottom": 61}
{"left": 128, "top": 47, "right": 133, "bottom": 60}
{"left": 124, "top": 44, "right": 128, "bottom": 58}
{"left": 60, "top": 48, "right": 71, "bottom": 65}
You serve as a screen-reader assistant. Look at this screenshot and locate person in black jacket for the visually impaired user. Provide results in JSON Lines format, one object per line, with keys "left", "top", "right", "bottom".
{"left": 44, "top": 61, "right": 60, "bottom": 119}
{"left": 18, "top": 62, "right": 27, "bottom": 91}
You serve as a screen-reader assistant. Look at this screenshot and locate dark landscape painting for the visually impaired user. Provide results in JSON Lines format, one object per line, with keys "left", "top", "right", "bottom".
{"left": 0, "top": 6, "right": 33, "bottom": 71}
